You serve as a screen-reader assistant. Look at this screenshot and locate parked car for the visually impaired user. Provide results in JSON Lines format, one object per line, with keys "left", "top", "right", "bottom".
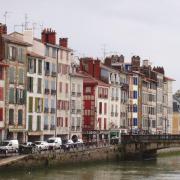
{"left": 74, "top": 139, "right": 84, "bottom": 148}
{"left": 62, "top": 139, "right": 75, "bottom": 151}
{"left": 47, "top": 137, "right": 62, "bottom": 150}
{"left": 19, "top": 142, "right": 38, "bottom": 154}
{"left": 34, "top": 141, "right": 49, "bottom": 151}
{"left": 0, "top": 140, "right": 19, "bottom": 154}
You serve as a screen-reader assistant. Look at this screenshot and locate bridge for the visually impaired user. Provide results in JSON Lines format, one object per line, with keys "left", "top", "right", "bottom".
{"left": 120, "top": 135, "right": 180, "bottom": 160}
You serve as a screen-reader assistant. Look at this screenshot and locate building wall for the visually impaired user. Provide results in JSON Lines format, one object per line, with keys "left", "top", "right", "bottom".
{"left": 172, "top": 112, "right": 180, "bottom": 134}
{"left": 56, "top": 48, "right": 72, "bottom": 139}
{"left": 70, "top": 75, "right": 83, "bottom": 139}
{"left": 5, "top": 42, "right": 27, "bottom": 142}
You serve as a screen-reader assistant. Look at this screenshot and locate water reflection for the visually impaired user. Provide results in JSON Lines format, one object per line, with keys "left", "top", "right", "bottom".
{"left": 1, "top": 157, "right": 180, "bottom": 180}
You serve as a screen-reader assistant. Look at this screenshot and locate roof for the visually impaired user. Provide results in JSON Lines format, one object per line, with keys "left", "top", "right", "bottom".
{"left": 27, "top": 51, "right": 45, "bottom": 59}
{"left": 164, "top": 76, "right": 175, "bottom": 81}
{"left": 100, "top": 63, "right": 119, "bottom": 73}
{"left": 2, "top": 34, "right": 32, "bottom": 46}
{"left": 70, "top": 71, "right": 87, "bottom": 78}
{"left": 0, "top": 62, "right": 9, "bottom": 67}
{"left": 81, "top": 71, "right": 110, "bottom": 87}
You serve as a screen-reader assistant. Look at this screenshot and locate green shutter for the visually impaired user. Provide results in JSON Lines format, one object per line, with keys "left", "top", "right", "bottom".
{"left": 9, "top": 88, "right": 14, "bottom": 104}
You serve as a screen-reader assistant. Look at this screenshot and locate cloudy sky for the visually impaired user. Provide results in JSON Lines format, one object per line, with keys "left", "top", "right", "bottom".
{"left": 1, "top": 0, "right": 180, "bottom": 91}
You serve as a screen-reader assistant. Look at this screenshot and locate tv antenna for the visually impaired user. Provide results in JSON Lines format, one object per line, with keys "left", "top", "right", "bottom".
{"left": 14, "top": 23, "right": 24, "bottom": 33}
{"left": 3, "top": 11, "right": 12, "bottom": 24}
{"left": 101, "top": 44, "right": 107, "bottom": 60}
{"left": 24, "top": 13, "right": 30, "bottom": 30}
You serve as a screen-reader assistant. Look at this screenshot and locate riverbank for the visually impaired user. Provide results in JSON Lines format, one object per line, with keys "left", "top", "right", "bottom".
{"left": 157, "top": 147, "right": 180, "bottom": 157}
{"left": 0, "top": 145, "right": 120, "bottom": 170}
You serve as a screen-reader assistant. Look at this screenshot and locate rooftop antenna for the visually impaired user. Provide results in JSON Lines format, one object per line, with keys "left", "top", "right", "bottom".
{"left": 101, "top": 44, "right": 107, "bottom": 60}
{"left": 3, "top": 11, "right": 12, "bottom": 24}
{"left": 24, "top": 13, "right": 30, "bottom": 30}
{"left": 14, "top": 23, "right": 24, "bottom": 33}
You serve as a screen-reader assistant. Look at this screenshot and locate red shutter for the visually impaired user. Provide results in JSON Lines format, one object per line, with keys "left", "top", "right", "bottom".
{"left": 0, "top": 108, "right": 3, "bottom": 121}
{"left": 104, "top": 103, "right": 107, "bottom": 115}
{"left": 104, "top": 118, "right": 106, "bottom": 130}
{"left": 59, "top": 82, "right": 62, "bottom": 93}
{"left": 0, "top": 87, "right": 3, "bottom": 101}
{"left": 65, "top": 117, "right": 68, "bottom": 127}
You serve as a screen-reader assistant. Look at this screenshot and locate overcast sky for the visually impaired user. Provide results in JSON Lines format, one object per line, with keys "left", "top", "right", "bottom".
{"left": 0, "top": 0, "right": 180, "bottom": 92}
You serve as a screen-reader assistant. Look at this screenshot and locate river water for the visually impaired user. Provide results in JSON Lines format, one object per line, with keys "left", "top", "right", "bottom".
{"left": 0, "top": 156, "right": 180, "bottom": 180}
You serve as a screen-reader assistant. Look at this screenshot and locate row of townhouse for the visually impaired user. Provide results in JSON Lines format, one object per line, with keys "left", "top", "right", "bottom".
{"left": 0, "top": 23, "right": 83, "bottom": 142}
{"left": 0, "top": 22, "right": 174, "bottom": 142}
{"left": 78, "top": 54, "right": 174, "bottom": 141}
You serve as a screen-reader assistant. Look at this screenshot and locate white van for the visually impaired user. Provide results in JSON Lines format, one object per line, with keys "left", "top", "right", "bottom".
{"left": 47, "top": 137, "right": 62, "bottom": 149}
{"left": 0, "top": 140, "right": 19, "bottom": 154}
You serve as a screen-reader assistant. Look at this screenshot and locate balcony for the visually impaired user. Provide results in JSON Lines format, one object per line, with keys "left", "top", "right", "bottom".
{"left": 45, "top": 70, "right": 50, "bottom": 76}
{"left": 51, "top": 71, "right": 57, "bottom": 77}
{"left": 115, "top": 112, "right": 118, "bottom": 117}
{"left": 71, "top": 126, "right": 75, "bottom": 131}
{"left": 76, "top": 126, "right": 81, "bottom": 131}
{"left": 111, "top": 97, "right": 115, "bottom": 101}
{"left": 51, "top": 108, "right": 56, "bottom": 113}
{"left": 44, "top": 88, "right": 50, "bottom": 94}
{"left": 77, "top": 92, "right": 81, "bottom": 97}
{"left": 71, "top": 109, "right": 76, "bottom": 114}
{"left": 44, "top": 107, "right": 49, "bottom": 113}
{"left": 44, "top": 124, "right": 49, "bottom": 130}
{"left": 71, "top": 92, "right": 76, "bottom": 96}
{"left": 50, "top": 124, "right": 56, "bottom": 130}
{"left": 77, "top": 109, "right": 81, "bottom": 114}
{"left": 51, "top": 89, "right": 56, "bottom": 95}
{"left": 116, "top": 97, "right": 119, "bottom": 101}
{"left": 111, "top": 112, "right": 114, "bottom": 116}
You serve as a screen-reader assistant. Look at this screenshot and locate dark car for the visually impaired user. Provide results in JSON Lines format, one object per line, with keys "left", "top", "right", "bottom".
{"left": 19, "top": 142, "right": 38, "bottom": 154}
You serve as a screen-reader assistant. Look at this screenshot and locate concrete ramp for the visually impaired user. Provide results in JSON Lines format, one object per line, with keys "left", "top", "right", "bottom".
{"left": 0, "top": 155, "right": 28, "bottom": 168}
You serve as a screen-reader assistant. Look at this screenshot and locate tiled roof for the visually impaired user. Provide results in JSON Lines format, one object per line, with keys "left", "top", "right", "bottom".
{"left": 27, "top": 51, "right": 45, "bottom": 59}
{"left": 2, "top": 34, "right": 32, "bottom": 46}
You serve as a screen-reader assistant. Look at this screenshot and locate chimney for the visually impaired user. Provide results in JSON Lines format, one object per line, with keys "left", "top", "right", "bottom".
{"left": 0, "top": 23, "right": 7, "bottom": 35}
{"left": 94, "top": 59, "right": 100, "bottom": 79}
{"left": 59, "top": 38, "right": 68, "bottom": 48}
{"left": 41, "top": 28, "right": 56, "bottom": 45}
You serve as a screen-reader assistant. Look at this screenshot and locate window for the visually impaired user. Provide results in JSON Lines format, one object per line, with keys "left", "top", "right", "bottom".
{"left": 98, "top": 118, "right": 101, "bottom": 129}
{"left": 9, "top": 46, "right": 17, "bottom": 60}
{"left": 66, "top": 51, "right": 68, "bottom": 61}
{"left": 37, "top": 116, "right": 41, "bottom": 131}
{"left": 0, "top": 66, "right": 3, "bottom": 80}
{"left": 45, "top": 79, "right": 49, "bottom": 89}
{"left": 52, "top": 48, "right": 57, "bottom": 58}
{"left": 85, "top": 87, "right": 91, "bottom": 94}
{"left": 37, "top": 78, "right": 42, "bottom": 94}
{"left": 28, "top": 115, "right": 32, "bottom": 130}
{"left": 133, "top": 118, "right": 138, "bottom": 126}
{"left": 59, "top": 82, "right": 62, "bottom": 93}
{"left": 133, "top": 104, "right": 138, "bottom": 112}
{"left": 0, "top": 87, "right": 3, "bottom": 101}
{"left": 38, "top": 60, "right": 42, "bottom": 75}
{"left": 65, "top": 117, "right": 68, "bottom": 127}
{"left": 99, "top": 102, "right": 102, "bottom": 114}
{"left": 28, "top": 58, "right": 36, "bottom": 73}
{"left": 44, "top": 98, "right": 48, "bottom": 108}
{"left": 45, "top": 62, "right": 50, "bottom": 75}
{"left": 45, "top": 47, "right": 49, "bottom": 56}
{"left": 72, "top": 83, "right": 75, "bottom": 93}
{"left": 18, "top": 48, "right": 25, "bottom": 63}
{"left": 0, "top": 108, "right": 3, "bottom": 121}
{"left": 9, "top": 88, "right": 14, "bottom": 104}
{"left": 18, "top": 69, "right": 24, "bottom": 84}
{"left": 9, "top": 67, "right": 15, "bottom": 83}
{"left": 104, "top": 118, "right": 107, "bottom": 130}
{"left": 65, "top": 83, "right": 68, "bottom": 93}
{"left": 9, "top": 109, "right": 14, "bottom": 125}
{"left": 51, "top": 81, "right": 56, "bottom": 90}
{"left": 51, "top": 99, "right": 55, "bottom": 109}
{"left": 133, "top": 77, "right": 138, "bottom": 85}
{"left": 35, "top": 98, "right": 43, "bottom": 113}
{"left": 18, "top": 110, "right": 23, "bottom": 125}
{"left": 27, "top": 77, "right": 33, "bottom": 92}
{"left": 133, "top": 91, "right": 138, "bottom": 99}
{"left": 104, "top": 103, "right": 107, "bottom": 115}
{"left": 52, "top": 63, "right": 56, "bottom": 73}
{"left": 29, "top": 97, "right": 33, "bottom": 112}
{"left": 77, "top": 84, "right": 81, "bottom": 93}
{"left": 44, "top": 115, "right": 49, "bottom": 130}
